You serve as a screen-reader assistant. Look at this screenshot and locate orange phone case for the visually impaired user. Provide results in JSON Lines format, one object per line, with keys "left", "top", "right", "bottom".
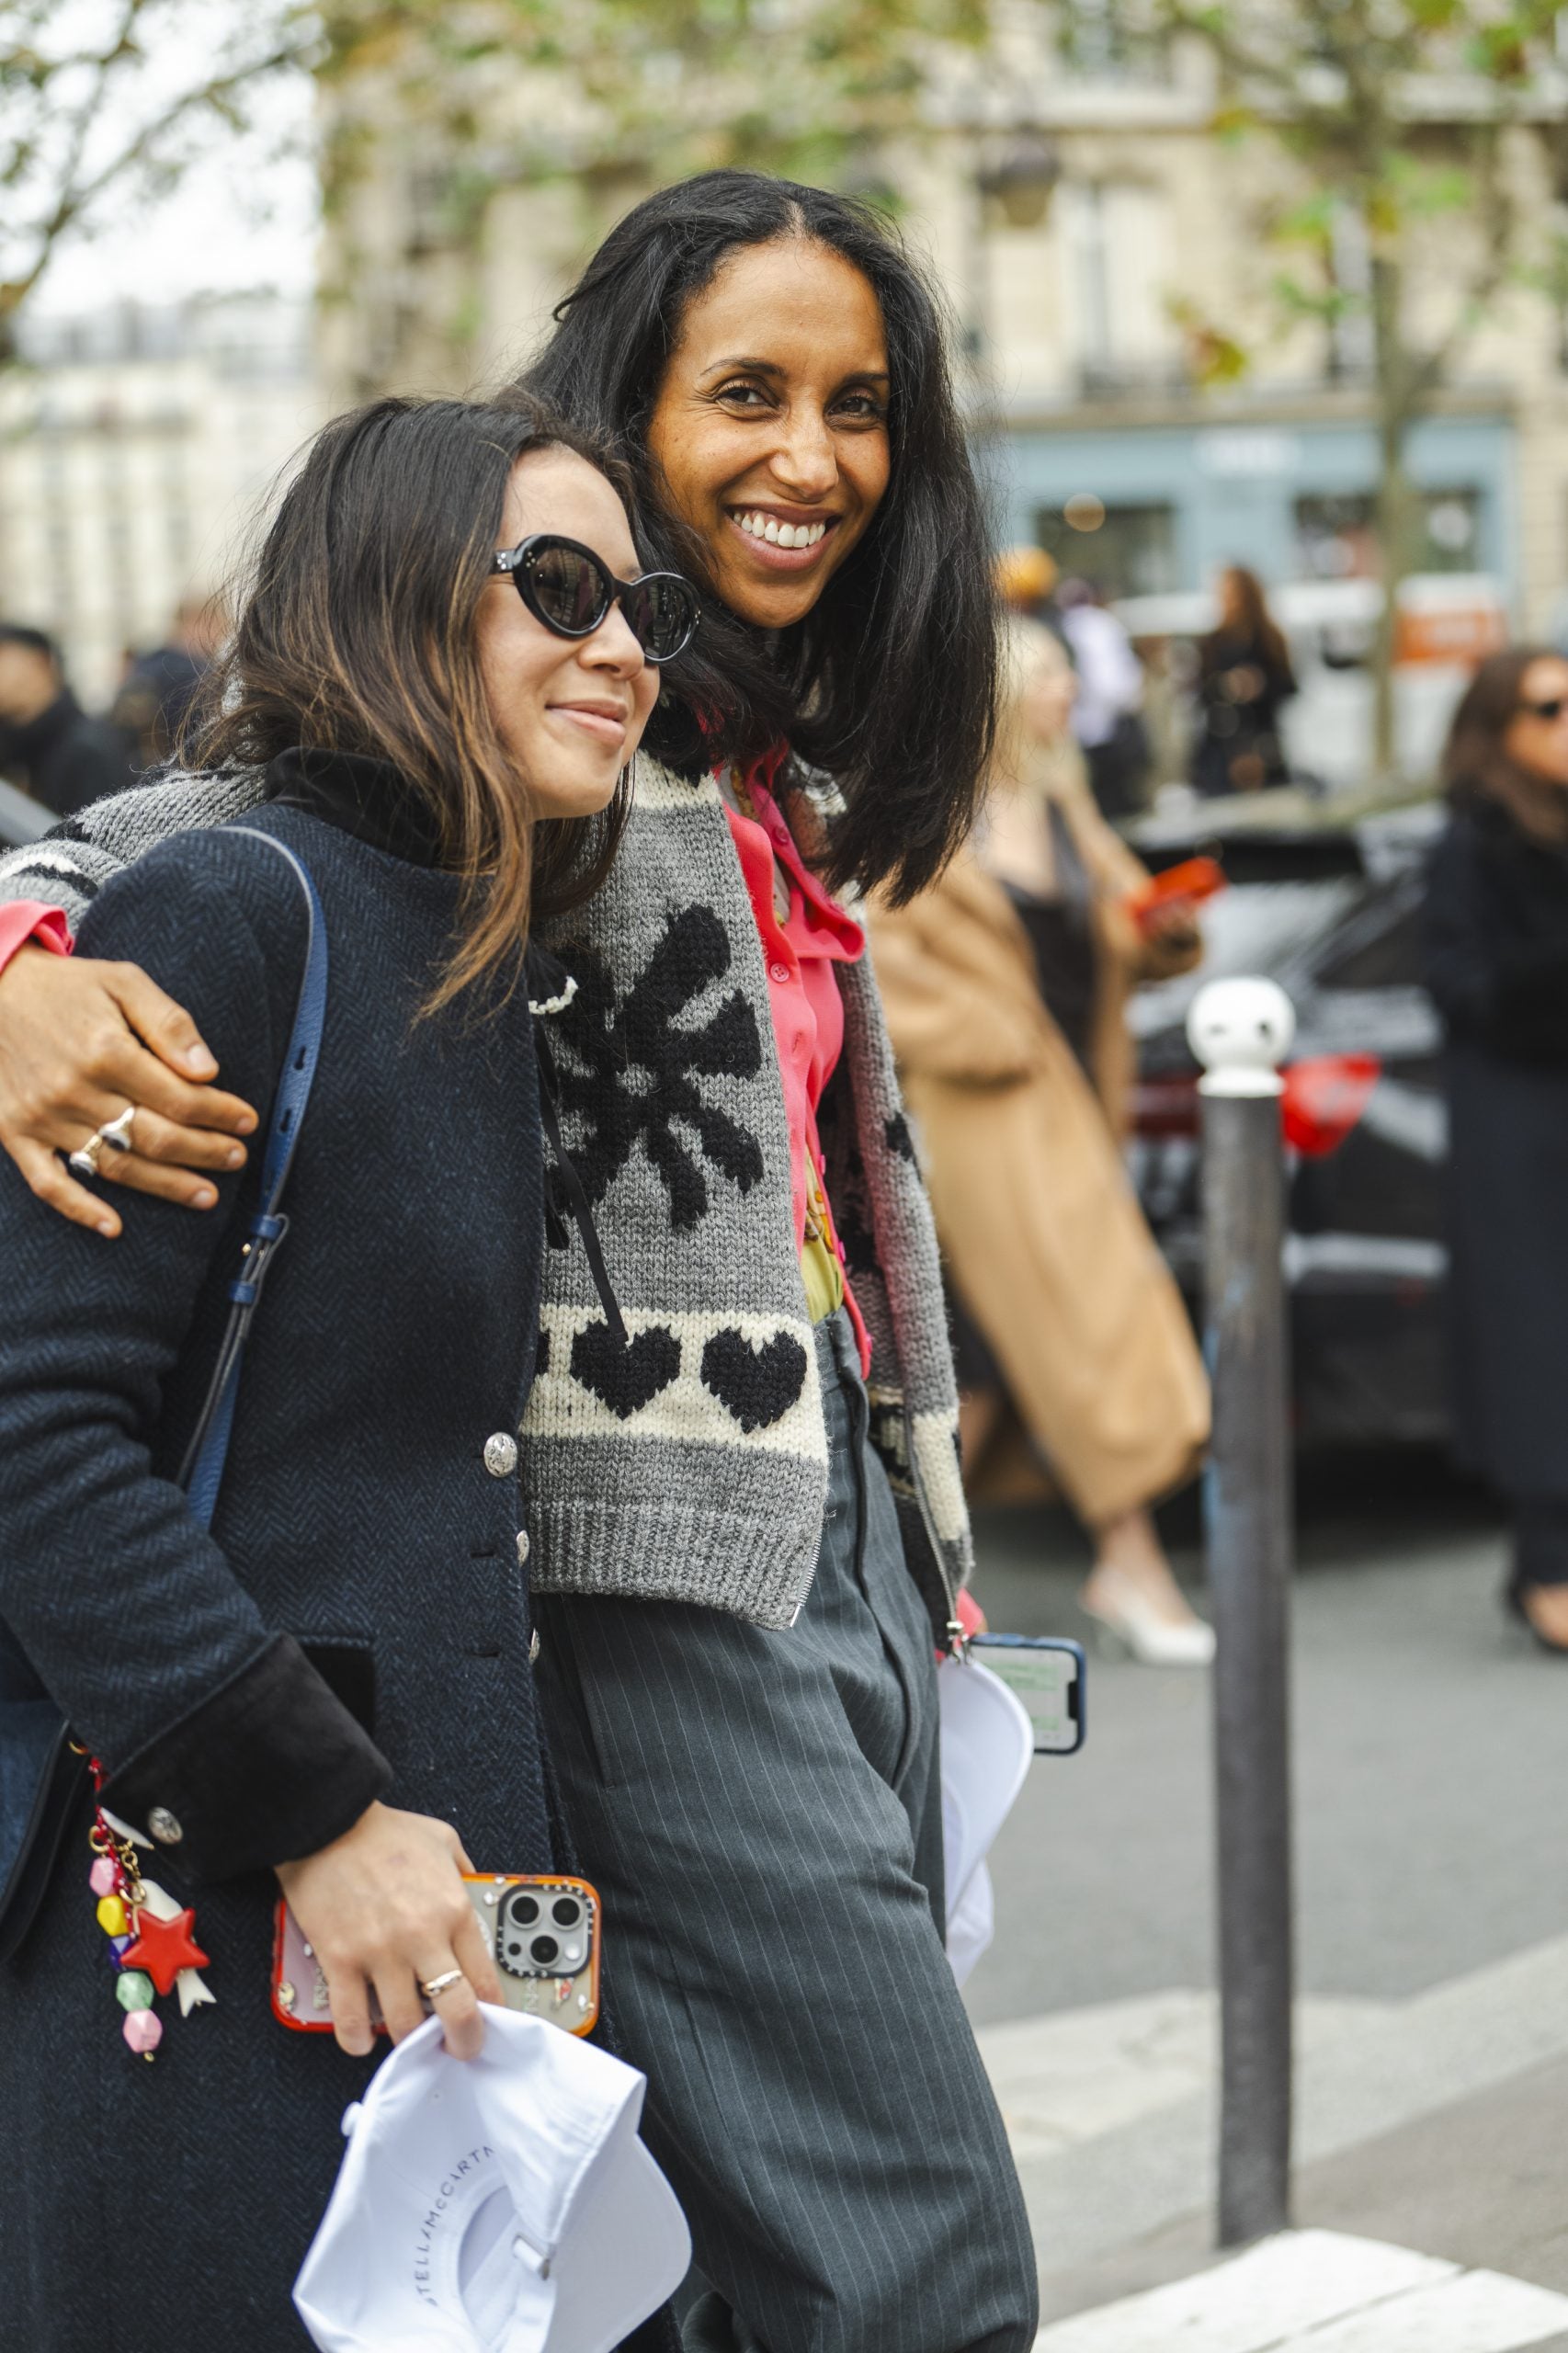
{"left": 270, "top": 1871, "right": 601, "bottom": 2038}
{"left": 1129, "top": 855, "right": 1226, "bottom": 925}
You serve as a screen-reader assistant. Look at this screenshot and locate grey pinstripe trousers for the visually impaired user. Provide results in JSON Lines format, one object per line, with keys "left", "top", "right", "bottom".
{"left": 534, "top": 1309, "right": 1038, "bottom": 2353}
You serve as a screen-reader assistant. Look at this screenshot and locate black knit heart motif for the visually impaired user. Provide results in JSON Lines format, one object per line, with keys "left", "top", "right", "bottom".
{"left": 699, "top": 1329, "right": 808, "bottom": 1434}
{"left": 571, "top": 1321, "right": 681, "bottom": 1419}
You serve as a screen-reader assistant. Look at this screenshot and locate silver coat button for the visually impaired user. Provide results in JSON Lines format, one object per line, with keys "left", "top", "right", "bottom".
{"left": 516, "top": 1529, "right": 531, "bottom": 1566}
{"left": 483, "top": 1432, "right": 518, "bottom": 1478}
{"left": 148, "top": 1806, "right": 184, "bottom": 1846}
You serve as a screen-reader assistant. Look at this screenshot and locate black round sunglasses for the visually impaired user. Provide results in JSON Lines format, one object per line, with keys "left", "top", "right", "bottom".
{"left": 491, "top": 534, "right": 699, "bottom": 665}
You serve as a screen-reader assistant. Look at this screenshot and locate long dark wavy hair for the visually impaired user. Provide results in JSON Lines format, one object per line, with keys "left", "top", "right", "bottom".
{"left": 1443, "top": 646, "right": 1552, "bottom": 798}
{"left": 187, "top": 394, "right": 636, "bottom": 1008}
{"left": 517, "top": 169, "right": 998, "bottom": 905}
{"left": 1216, "top": 564, "right": 1290, "bottom": 677}
{"left": 1442, "top": 644, "right": 1568, "bottom": 845}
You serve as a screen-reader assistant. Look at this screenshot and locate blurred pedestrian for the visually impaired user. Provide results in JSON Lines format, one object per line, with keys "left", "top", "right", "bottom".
{"left": 995, "top": 542, "right": 1071, "bottom": 654}
{"left": 1423, "top": 644, "right": 1568, "bottom": 1654}
{"left": 110, "top": 591, "right": 229, "bottom": 774}
{"left": 0, "top": 624, "right": 129, "bottom": 816}
{"left": 872, "top": 620, "right": 1213, "bottom": 1662}
{"left": 1191, "top": 564, "right": 1296, "bottom": 796}
{"left": 1056, "top": 577, "right": 1151, "bottom": 820}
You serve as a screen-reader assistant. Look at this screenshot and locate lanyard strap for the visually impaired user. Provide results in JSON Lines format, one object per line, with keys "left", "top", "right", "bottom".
{"left": 177, "top": 830, "right": 328, "bottom": 1528}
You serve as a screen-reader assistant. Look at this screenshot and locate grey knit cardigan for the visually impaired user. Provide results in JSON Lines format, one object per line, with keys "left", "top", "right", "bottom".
{"left": 0, "top": 756, "right": 972, "bottom": 1640}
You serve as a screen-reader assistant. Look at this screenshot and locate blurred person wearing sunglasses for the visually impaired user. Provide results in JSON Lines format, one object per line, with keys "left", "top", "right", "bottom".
{"left": 0, "top": 176, "right": 1035, "bottom": 2353}
{"left": 0, "top": 394, "right": 680, "bottom": 2347}
{"left": 1424, "top": 646, "right": 1568, "bottom": 1654}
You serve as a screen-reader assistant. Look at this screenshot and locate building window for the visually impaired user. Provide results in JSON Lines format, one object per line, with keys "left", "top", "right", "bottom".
{"left": 1295, "top": 488, "right": 1483, "bottom": 580}
{"left": 1056, "top": 182, "right": 1177, "bottom": 393}
{"left": 1326, "top": 207, "right": 1375, "bottom": 382}
{"left": 1058, "top": 0, "right": 1165, "bottom": 77}
{"left": 1034, "top": 498, "right": 1179, "bottom": 597}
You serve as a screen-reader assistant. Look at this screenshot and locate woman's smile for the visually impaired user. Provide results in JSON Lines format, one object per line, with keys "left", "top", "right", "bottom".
{"left": 548, "top": 694, "right": 632, "bottom": 747}
{"left": 724, "top": 504, "right": 840, "bottom": 568}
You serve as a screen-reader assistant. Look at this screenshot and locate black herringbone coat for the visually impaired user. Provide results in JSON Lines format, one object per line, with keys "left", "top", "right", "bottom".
{"left": 0, "top": 798, "right": 551, "bottom": 2350}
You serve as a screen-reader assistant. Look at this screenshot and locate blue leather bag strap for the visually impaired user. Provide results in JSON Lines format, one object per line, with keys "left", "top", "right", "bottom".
{"left": 176, "top": 829, "right": 328, "bottom": 1529}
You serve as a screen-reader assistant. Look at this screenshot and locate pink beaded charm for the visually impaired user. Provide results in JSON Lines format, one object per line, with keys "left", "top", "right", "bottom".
{"left": 88, "top": 1856, "right": 118, "bottom": 1898}
{"left": 122, "top": 2008, "right": 163, "bottom": 2058}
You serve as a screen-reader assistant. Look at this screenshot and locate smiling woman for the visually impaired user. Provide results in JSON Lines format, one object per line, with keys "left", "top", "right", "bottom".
{"left": 645, "top": 237, "right": 892, "bottom": 629}
{"left": 0, "top": 392, "right": 681, "bottom": 2350}
{"left": 529, "top": 170, "right": 998, "bottom": 907}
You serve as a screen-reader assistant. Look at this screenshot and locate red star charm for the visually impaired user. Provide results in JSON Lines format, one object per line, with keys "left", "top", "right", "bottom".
{"left": 121, "top": 1907, "right": 210, "bottom": 1997}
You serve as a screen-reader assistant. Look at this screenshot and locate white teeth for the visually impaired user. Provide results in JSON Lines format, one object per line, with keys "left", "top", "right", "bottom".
{"left": 733, "top": 511, "right": 828, "bottom": 548}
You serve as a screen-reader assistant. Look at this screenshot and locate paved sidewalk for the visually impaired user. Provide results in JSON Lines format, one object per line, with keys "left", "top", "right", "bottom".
{"left": 1030, "top": 2231, "right": 1568, "bottom": 2352}
{"left": 974, "top": 1933, "right": 1568, "bottom": 2336}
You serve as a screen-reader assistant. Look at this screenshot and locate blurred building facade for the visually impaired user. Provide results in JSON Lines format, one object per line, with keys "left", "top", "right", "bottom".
{"left": 314, "top": 8, "right": 1568, "bottom": 642}
{"left": 0, "top": 294, "right": 322, "bottom": 707}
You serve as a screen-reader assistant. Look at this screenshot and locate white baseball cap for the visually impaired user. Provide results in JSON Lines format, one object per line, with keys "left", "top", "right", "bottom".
{"left": 937, "top": 1654, "right": 1034, "bottom": 1986}
{"left": 293, "top": 2006, "right": 690, "bottom": 2353}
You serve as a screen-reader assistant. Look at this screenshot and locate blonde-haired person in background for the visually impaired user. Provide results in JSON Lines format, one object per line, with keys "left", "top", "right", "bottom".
{"left": 870, "top": 618, "right": 1213, "bottom": 1662}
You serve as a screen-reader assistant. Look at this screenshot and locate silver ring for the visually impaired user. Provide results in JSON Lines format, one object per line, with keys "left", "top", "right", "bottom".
{"left": 67, "top": 1131, "right": 108, "bottom": 1178}
{"left": 67, "top": 1103, "right": 137, "bottom": 1178}
{"left": 420, "top": 1968, "right": 466, "bottom": 2000}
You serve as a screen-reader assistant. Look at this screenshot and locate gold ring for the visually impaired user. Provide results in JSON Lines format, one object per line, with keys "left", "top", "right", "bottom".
{"left": 420, "top": 1968, "right": 466, "bottom": 2000}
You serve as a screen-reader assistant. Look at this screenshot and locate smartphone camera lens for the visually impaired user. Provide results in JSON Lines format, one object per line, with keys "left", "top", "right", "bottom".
{"left": 529, "top": 1935, "right": 560, "bottom": 1967}
{"left": 510, "top": 1893, "right": 540, "bottom": 1927}
{"left": 551, "top": 1896, "right": 582, "bottom": 1928}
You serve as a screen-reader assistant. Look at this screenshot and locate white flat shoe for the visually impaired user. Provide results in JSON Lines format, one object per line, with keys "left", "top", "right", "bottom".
{"left": 1081, "top": 1587, "right": 1216, "bottom": 1666}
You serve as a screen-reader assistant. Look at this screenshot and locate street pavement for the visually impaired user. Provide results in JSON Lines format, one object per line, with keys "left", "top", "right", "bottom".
{"left": 961, "top": 1453, "right": 1568, "bottom": 2345}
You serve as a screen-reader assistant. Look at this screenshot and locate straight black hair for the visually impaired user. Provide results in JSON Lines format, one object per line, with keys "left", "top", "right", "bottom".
{"left": 515, "top": 168, "right": 998, "bottom": 905}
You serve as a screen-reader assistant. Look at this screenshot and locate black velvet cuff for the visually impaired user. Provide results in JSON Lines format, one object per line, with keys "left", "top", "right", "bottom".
{"left": 103, "top": 1634, "right": 393, "bottom": 1883}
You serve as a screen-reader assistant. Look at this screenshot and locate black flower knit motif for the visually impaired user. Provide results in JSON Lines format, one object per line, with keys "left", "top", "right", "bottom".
{"left": 553, "top": 906, "right": 767, "bottom": 1232}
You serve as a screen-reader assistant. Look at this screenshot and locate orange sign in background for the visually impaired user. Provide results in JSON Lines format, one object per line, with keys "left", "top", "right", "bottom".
{"left": 1393, "top": 605, "right": 1509, "bottom": 666}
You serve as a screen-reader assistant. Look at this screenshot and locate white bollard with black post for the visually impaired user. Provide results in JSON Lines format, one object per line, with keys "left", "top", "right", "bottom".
{"left": 1187, "top": 976, "right": 1297, "bottom": 2250}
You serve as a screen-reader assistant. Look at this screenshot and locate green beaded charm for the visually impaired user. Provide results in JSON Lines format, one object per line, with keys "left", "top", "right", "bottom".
{"left": 114, "top": 1969, "right": 155, "bottom": 2014}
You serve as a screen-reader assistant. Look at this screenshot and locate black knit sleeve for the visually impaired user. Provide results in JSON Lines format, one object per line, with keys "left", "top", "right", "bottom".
{"left": 0, "top": 835, "right": 391, "bottom": 1881}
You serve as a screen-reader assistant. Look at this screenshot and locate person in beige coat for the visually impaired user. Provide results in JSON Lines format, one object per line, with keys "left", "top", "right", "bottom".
{"left": 870, "top": 620, "right": 1213, "bottom": 1661}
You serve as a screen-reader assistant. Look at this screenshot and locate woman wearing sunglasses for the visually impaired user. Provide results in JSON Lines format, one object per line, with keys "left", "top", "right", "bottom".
{"left": 1424, "top": 645, "right": 1568, "bottom": 1656}
{"left": 0, "top": 392, "right": 693, "bottom": 2348}
{"left": 0, "top": 174, "right": 1036, "bottom": 2353}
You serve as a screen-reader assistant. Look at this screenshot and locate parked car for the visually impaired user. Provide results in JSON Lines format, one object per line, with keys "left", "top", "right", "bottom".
{"left": 1126, "top": 789, "right": 1449, "bottom": 1448}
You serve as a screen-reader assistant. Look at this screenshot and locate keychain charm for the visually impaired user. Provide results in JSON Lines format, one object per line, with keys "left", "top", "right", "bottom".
{"left": 81, "top": 1756, "right": 211, "bottom": 2058}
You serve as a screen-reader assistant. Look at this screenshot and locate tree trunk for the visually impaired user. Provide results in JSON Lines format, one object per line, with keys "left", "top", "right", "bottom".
{"left": 1368, "top": 248, "right": 1420, "bottom": 785}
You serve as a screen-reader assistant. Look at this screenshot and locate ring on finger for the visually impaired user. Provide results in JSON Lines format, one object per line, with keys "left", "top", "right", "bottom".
{"left": 420, "top": 1968, "right": 466, "bottom": 2000}
{"left": 66, "top": 1103, "right": 137, "bottom": 1179}
{"left": 66, "top": 1130, "right": 108, "bottom": 1178}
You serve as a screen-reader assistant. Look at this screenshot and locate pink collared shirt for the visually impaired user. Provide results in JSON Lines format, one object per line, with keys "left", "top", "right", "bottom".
{"left": 0, "top": 902, "right": 73, "bottom": 970}
{"left": 722, "top": 757, "right": 870, "bottom": 1369}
